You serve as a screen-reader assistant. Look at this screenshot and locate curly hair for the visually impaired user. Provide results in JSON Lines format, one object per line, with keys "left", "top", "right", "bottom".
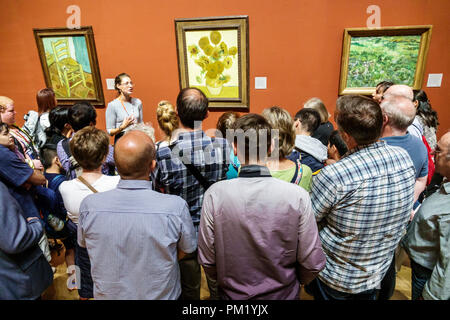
{"left": 156, "top": 100, "right": 179, "bottom": 139}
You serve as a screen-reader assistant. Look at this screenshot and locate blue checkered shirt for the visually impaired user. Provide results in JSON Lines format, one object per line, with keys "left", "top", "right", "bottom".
{"left": 311, "top": 141, "right": 416, "bottom": 294}
{"left": 154, "top": 130, "right": 230, "bottom": 228}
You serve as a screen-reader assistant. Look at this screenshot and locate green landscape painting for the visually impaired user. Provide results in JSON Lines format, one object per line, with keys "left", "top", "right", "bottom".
{"left": 347, "top": 35, "right": 421, "bottom": 88}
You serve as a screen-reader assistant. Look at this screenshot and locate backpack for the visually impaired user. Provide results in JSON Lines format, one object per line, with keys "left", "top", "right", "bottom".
{"left": 32, "top": 174, "right": 67, "bottom": 238}
{"left": 61, "top": 137, "right": 116, "bottom": 178}
{"left": 22, "top": 110, "right": 47, "bottom": 150}
{"left": 61, "top": 138, "right": 82, "bottom": 179}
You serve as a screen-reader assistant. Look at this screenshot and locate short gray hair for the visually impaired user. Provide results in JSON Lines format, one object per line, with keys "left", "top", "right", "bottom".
{"left": 128, "top": 122, "right": 155, "bottom": 142}
{"left": 380, "top": 95, "right": 415, "bottom": 131}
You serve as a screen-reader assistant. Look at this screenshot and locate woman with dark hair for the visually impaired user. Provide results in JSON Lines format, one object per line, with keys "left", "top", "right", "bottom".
{"left": 45, "top": 106, "right": 72, "bottom": 145}
{"left": 105, "top": 73, "right": 143, "bottom": 143}
{"left": 413, "top": 89, "right": 439, "bottom": 150}
{"left": 372, "top": 80, "right": 394, "bottom": 104}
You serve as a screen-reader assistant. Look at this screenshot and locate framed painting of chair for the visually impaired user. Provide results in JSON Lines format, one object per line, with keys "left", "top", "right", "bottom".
{"left": 33, "top": 26, "right": 105, "bottom": 106}
{"left": 338, "top": 25, "right": 432, "bottom": 95}
{"left": 175, "top": 16, "right": 249, "bottom": 110}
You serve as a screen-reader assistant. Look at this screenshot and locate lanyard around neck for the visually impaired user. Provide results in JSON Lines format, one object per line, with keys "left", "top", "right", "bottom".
{"left": 118, "top": 98, "right": 130, "bottom": 116}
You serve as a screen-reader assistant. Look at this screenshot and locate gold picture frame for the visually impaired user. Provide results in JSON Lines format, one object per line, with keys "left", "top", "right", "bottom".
{"left": 175, "top": 16, "right": 249, "bottom": 110}
{"left": 339, "top": 25, "right": 432, "bottom": 95}
{"left": 33, "top": 26, "right": 105, "bottom": 106}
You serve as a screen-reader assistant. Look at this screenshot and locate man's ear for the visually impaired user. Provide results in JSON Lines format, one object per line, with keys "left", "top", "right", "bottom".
{"left": 149, "top": 159, "right": 157, "bottom": 173}
{"left": 382, "top": 113, "right": 389, "bottom": 126}
{"left": 54, "top": 156, "right": 61, "bottom": 167}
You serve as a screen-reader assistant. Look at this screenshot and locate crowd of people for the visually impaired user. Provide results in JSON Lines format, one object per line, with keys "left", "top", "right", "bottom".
{"left": 0, "top": 76, "right": 448, "bottom": 301}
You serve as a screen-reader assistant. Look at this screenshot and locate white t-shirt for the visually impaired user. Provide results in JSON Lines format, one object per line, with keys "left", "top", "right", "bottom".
{"left": 59, "top": 175, "right": 120, "bottom": 224}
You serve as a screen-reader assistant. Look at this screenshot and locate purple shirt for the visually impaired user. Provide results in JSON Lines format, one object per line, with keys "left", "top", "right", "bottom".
{"left": 198, "top": 165, "right": 326, "bottom": 300}
{"left": 56, "top": 136, "right": 115, "bottom": 179}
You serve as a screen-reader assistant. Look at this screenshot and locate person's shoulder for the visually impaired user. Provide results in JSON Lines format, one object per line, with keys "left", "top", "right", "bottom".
{"left": 58, "top": 179, "right": 78, "bottom": 193}
{"left": 132, "top": 97, "right": 142, "bottom": 105}
{"left": 0, "top": 145, "right": 16, "bottom": 159}
{"left": 212, "top": 135, "right": 228, "bottom": 144}
{"left": 149, "top": 191, "right": 190, "bottom": 214}
{"left": 156, "top": 143, "right": 172, "bottom": 160}
{"left": 408, "top": 134, "right": 428, "bottom": 151}
{"left": 107, "top": 99, "right": 119, "bottom": 108}
{"left": 99, "top": 175, "right": 121, "bottom": 185}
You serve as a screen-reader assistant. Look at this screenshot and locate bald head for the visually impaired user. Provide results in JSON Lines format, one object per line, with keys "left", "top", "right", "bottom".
{"left": 384, "top": 85, "right": 414, "bottom": 101}
{"left": 114, "top": 130, "right": 156, "bottom": 179}
{"left": 380, "top": 95, "right": 416, "bottom": 132}
{"left": 435, "top": 132, "right": 450, "bottom": 179}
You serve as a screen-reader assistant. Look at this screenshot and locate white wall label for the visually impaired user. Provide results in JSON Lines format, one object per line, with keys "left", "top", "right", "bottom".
{"left": 255, "top": 77, "right": 267, "bottom": 89}
{"left": 106, "top": 78, "right": 115, "bottom": 90}
{"left": 426, "top": 73, "right": 443, "bottom": 87}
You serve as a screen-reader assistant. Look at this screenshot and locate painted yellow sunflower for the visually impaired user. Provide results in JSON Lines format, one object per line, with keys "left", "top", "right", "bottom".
{"left": 188, "top": 45, "right": 199, "bottom": 57}
{"left": 198, "top": 36, "right": 210, "bottom": 49}
{"left": 211, "top": 46, "right": 222, "bottom": 60}
{"left": 206, "top": 63, "right": 218, "bottom": 79}
{"left": 224, "top": 56, "right": 233, "bottom": 69}
{"left": 210, "top": 31, "right": 221, "bottom": 45}
{"left": 219, "top": 42, "right": 228, "bottom": 55}
{"left": 203, "top": 45, "right": 214, "bottom": 56}
{"left": 228, "top": 46, "right": 238, "bottom": 56}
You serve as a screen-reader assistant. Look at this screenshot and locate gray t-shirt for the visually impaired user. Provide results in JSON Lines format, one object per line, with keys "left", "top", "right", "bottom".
{"left": 105, "top": 98, "right": 143, "bottom": 134}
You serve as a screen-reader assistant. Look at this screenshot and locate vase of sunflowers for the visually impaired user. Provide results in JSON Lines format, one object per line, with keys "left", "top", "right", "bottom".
{"left": 188, "top": 30, "right": 238, "bottom": 96}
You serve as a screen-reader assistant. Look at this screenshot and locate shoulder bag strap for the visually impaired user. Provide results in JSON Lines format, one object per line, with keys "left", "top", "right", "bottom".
{"left": 168, "top": 142, "right": 212, "bottom": 190}
{"left": 77, "top": 176, "right": 99, "bottom": 193}
{"left": 294, "top": 159, "right": 303, "bottom": 185}
{"left": 62, "top": 138, "right": 71, "bottom": 157}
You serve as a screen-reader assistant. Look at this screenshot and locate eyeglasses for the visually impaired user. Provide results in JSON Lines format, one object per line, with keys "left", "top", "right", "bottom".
{"left": 120, "top": 81, "right": 133, "bottom": 86}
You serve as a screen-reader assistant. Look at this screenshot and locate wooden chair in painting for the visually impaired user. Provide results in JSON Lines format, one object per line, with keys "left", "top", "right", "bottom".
{"left": 50, "top": 38, "right": 87, "bottom": 97}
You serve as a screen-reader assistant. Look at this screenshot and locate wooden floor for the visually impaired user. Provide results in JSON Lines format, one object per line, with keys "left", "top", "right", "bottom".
{"left": 43, "top": 241, "right": 412, "bottom": 300}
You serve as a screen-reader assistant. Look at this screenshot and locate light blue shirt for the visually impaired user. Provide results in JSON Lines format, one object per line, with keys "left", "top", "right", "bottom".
{"left": 78, "top": 179, "right": 197, "bottom": 300}
{"left": 402, "top": 181, "right": 450, "bottom": 300}
{"left": 105, "top": 98, "right": 143, "bottom": 134}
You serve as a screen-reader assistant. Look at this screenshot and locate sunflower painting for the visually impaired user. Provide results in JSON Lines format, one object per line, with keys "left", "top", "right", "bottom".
{"left": 185, "top": 29, "right": 240, "bottom": 98}
{"left": 175, "top": 16, "right": 249, "bottom": 109}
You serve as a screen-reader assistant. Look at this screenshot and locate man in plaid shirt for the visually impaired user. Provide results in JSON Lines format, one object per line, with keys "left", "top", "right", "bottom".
{"left": 154, "top": 87, "right": 230, "bottom": 300}
{"left": 308, "top": 95, "right": 416, "bottom": 300}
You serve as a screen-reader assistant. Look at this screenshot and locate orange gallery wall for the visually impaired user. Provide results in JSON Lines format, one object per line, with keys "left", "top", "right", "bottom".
{"left": 1, "top": 0, "right": 449, "bottom": 142}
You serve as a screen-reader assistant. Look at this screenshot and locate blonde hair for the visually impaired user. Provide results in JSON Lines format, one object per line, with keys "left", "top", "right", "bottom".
{"left": 156, "top": 100, "right": 179, "bottom": 140}
{"left": 303, "top": 97, "right": 329, "bottom": 123}
{"left": 262, "top": 106, "right": 295, "bottom": 159}
{"left": 0, "top": 96, "right": 14, "bottom": 112}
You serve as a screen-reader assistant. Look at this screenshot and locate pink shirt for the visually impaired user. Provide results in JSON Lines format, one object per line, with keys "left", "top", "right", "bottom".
{"left": 198, "top": 165, "right": 326, "bottom": 300}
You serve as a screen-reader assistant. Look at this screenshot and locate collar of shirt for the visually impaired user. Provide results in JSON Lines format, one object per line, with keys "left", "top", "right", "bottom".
{"left": 442, "top": 180, "right": 450, "bottom": 194}
{"left": 177, "top": 130, "right": 205, "bottom": 141}
{"left": 117, "top": 179, "right": 153, "bottom": 190}
{"left": 238, "top": 165, "right": 272, "bottom": 178}
{"left": 343, "top": 140, "right": 386, "bottom": 158}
